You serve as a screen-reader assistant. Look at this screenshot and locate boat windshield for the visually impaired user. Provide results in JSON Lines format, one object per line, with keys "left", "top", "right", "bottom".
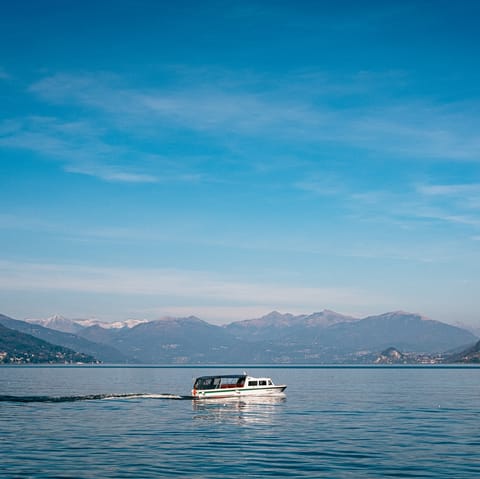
{"left": 194, "top": 375, "right": 246, "bottom": 390}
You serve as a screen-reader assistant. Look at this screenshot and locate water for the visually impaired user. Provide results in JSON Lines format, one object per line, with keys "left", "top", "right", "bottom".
{"left": 1, "top": 366, "right": 480, "bottom": 478}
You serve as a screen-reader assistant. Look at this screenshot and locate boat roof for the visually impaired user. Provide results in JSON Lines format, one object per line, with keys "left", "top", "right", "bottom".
{"left": 195, "top": 374, "right": 246, "bottom": 380}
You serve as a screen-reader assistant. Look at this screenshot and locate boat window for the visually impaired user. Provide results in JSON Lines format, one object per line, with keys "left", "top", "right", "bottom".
{"left": 194, "top": 377, "right": 221, "bottom": 390}
{"left": 195, "top": 376, "right": 245, "bottom": 390}
{"left": 248, "top": 380, "right": 258, "bottom": 386}
{"left": 220, "top": 377, "right": 244, "bottom": 389}
{"left": 259, "top": 380, "right": 267, "bottom": 386}
{"left": 268, "top": 380, "right": 272, "bottom": 385}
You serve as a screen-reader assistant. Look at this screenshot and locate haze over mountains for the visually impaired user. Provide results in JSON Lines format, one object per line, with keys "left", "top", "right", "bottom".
{"left": 1, "top": 310, "right": 477, "bottom": 364}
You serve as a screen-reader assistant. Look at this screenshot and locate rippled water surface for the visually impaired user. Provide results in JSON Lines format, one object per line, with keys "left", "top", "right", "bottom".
{"left": 1, "top": 366, "right": 480, "bottom": 478}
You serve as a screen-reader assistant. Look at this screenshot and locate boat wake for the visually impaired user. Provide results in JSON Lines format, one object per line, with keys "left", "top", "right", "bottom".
{"left": 0, "top": 393, "right": 193, "bottom": 403}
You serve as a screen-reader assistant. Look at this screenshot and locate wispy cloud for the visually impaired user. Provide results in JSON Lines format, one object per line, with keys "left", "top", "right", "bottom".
{"left": 417, "top": 182, "right": 480, "bottom": 198}
{"left": 414, "top": 182, "right": 480, "bottom": 224}
{"left": 0, "top": 115, "right": 159, "bottom": 183}
{"left": 358, "top": 189, "right": 480, "bottom": 232}
{"left": 0, "top": 213, "right": 57, "bottom": 233}
{"left": 4, "top": 69, "right": 480, "bottom": 192}
{"left": 64, "top": 164, "right": 158, "bottom": 184}
{"left": 294, "top": 174, "right": 348, "bottom": 196}
{"left": 413, "top": 210, "right": 480, "bottom": 228}
{"left": 29, "top": 72, "right": 326, "bottom": 139}
{"left": 294, "top": 176, "right": 480, "bottom": 241}
{"left": 26, "top": 70, "right": 480, "bottom": 163}
{"left": 0, "top": 260, "right": 382, "bottom": 314}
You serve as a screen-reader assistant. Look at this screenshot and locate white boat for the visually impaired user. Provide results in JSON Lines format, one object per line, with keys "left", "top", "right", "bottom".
{"left": 191, "top": 373, "right": 286, "bottom": 399}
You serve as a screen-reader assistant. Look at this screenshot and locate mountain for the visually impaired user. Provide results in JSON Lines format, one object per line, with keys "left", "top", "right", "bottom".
{"left": 26, "top": 314, "right": 86, "bottom": 334}
{"left": 226, "top": 309, "right": 476, "bottom": 350}
{"left": 77, "top": 316, "right": 241, "bottom": 363}
{"left": 225, "top": 309, "right": 357, "bottom": 341}
{"left": 319, "top": 311, "right": 476, "bottom": 354}
{"left": 446, "top": 340, "right": 480, "bottom": 363}
{"left": 2, "top": 310, "right": 477, "bottom": 364}
{"left": 0, "top": 323, "right": 96, "bottom": 364}
{"left": 26, "top": 315, "right": 148, "bottom": 332}
{"left": 76, "top": 318, "right": 149, "bottom": 329}
{"left": 374, "top": 347, "right": 408, "bottom": 364}
{"left": 0, "top": 314, "right": 128, "bottom": 363}
{"left": 453, "top": 321, "right": 480, "bottom": 339}
{"left": 224, "top": 310, "right": 477, "bottom": 363}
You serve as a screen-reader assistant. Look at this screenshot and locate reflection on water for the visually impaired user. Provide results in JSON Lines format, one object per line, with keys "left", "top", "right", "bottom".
{"left": 192, "top": 395, "right": 286, "bottom": 425}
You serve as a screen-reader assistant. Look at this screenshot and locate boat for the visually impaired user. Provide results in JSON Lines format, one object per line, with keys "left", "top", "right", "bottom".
{"left": 191, "top": 373, "right": 286, "bottom": 399}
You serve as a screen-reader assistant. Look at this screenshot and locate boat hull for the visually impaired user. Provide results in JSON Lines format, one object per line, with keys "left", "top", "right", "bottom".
{"left": 192, "top": 385, "right": 286, "bottom": 400}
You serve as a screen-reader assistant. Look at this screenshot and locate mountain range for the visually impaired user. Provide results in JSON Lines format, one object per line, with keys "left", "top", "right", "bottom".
{"left": 0, "top": 310, "right": 478, "bottom": 364}
{"left": 0, "top": 314, "right": 129, "bottom": 363}
{"left": 25, "top": 315, "right": 148, "bottom": 333}
{"left": 0, "top": 323, "right": 96, "bottom": 364}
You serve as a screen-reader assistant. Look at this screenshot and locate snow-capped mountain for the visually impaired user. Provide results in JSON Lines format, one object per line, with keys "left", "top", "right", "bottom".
{"left": 25, "top": 315, "right": 85, "bottom": 334}
{"left": 74, "top": 318, "right": 149, "bottom": 329}
{"left": 17, "top": 310, "right": 477, "bottom": 364}
{"left": 25, "top": 315, "right": 148, "bottom": 332}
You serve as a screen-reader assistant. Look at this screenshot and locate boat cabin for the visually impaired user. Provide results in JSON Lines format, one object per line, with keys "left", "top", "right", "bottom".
{"left": 193, "top": 374, "right": 274, "bottom": 391}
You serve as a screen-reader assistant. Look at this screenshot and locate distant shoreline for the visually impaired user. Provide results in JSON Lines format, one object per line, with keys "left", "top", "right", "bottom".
{"left": 2, "top": 363, "right": 480, "bottom": 369}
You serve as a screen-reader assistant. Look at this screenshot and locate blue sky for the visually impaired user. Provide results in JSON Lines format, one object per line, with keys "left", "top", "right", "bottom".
{"left": 1, "top": 0, "right": 480, "bottom": 326}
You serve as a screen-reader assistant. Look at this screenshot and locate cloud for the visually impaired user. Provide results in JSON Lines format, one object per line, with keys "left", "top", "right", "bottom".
{"left": 0, "top": 213, "right": 57, "bottom": 233}
{"left": 64, "top": 164, "right": 158, "bottom": 183}
{"left": 28, "top": 73, "right": 121, "bottom": 108}
{"left": 348, "top": 103, "right": 480, "bottom": 161}
{"left": 27, "top": 70, "right": 480, "bottom": 164}
{"left": 413, "top": 210, "right": 480, "bottom": 227}
{"left": 29, "top": 72, "right": 325, "bottom": 140}
{"left": 5, "top": 69, "right": 480, "bottom": 192}
{"left": 417, "top": 183, "right": 480, "bottom": 197}
{"left": 0, "top": 117, "right": 159, "bottom": 184}
{"left": 292, "top": 176, "right": 480, "bottom": 245}
{"left": 0, "top": 260, "right": 380, "bottom": 313}
{"left": 414, "top": 182, "right": 480, "bottom": 226}
{"left": 294, "top": 174, "right": 347, "bottom": 196}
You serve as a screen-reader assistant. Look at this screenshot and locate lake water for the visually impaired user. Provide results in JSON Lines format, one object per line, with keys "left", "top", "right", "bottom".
{"left": 1, "top": 366, "right": 480, "bottom": 478}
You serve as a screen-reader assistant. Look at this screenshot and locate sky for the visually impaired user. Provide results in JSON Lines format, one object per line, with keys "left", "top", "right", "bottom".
{"left": 1, "top": 0, "right": 480, "bottom": 326}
